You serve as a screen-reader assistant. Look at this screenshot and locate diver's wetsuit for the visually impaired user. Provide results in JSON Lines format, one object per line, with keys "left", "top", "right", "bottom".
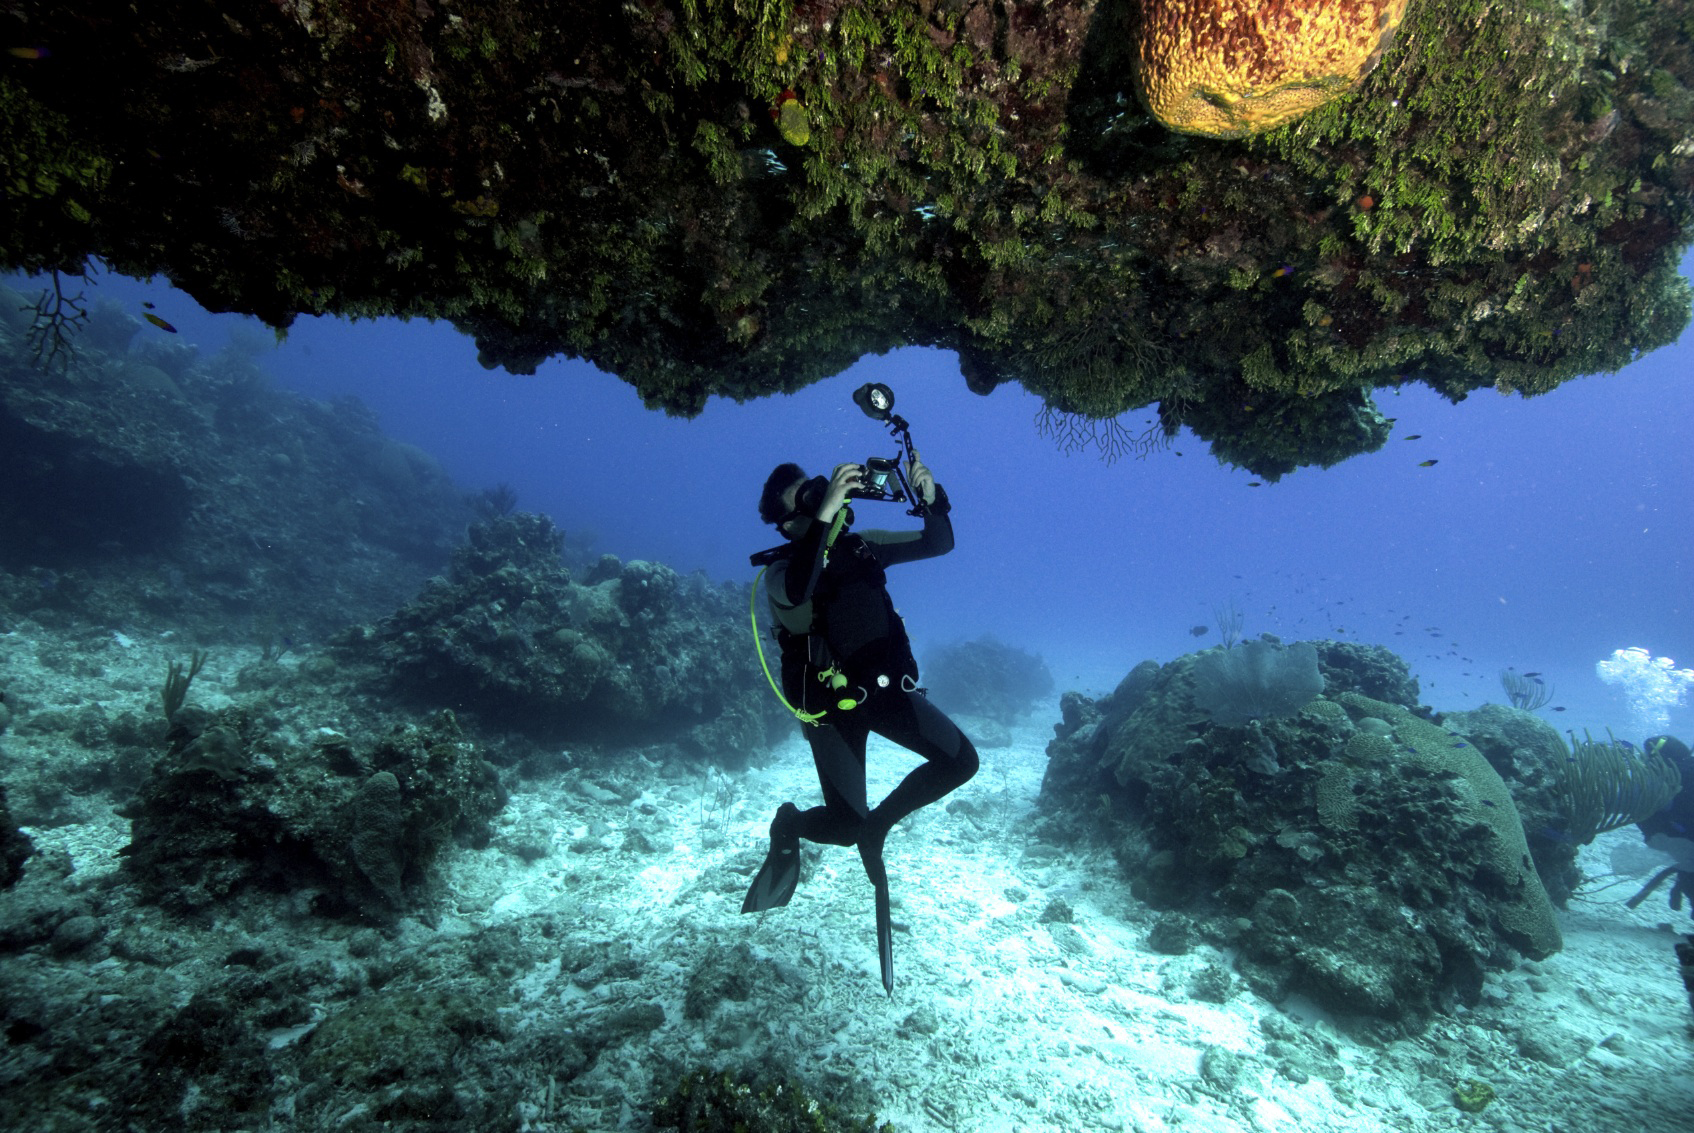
{"left": 766, "top": 486, "right": 979, "bottom": 849}
{"left": 1637, "top": 735, "right": 1694, "bottom": 912}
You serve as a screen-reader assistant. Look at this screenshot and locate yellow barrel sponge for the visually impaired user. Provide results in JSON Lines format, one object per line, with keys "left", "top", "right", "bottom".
{"left": 1133, "top": 0, "right": 1411, "bottom": 138}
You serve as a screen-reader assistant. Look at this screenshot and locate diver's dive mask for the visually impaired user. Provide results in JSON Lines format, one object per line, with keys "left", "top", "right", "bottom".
{"left": 794, "top": 475, "right": 828, "bottom": 515}
{"left": 778, "top": 475, "right": 830, "bottom": 537}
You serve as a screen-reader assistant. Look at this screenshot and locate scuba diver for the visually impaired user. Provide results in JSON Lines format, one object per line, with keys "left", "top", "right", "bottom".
{"left": 1631, "top": 734, "right": 1694, "bottom": 912}
{"left": 1628, "top": 735, "right": 1694, "bottom": 1019}
{"left": 742, "top": 392, "right": 978, "bottom": 995}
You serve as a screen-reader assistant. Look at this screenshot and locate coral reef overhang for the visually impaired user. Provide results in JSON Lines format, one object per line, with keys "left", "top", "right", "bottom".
{"left": 3, "top": 0, "right": 1691, "bottom": 478}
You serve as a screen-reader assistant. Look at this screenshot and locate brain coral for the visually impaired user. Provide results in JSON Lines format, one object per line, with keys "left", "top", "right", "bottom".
{"left": 1336, "top": 693, "right": 1562, "bottom": 960}
{"left": 1133, "top": 0, "right": 1411, "bottom": 137}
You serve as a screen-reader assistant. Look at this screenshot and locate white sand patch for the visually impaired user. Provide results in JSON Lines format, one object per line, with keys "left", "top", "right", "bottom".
{"left": 402, "top": 715, "right": 1693, "bottom": 1131}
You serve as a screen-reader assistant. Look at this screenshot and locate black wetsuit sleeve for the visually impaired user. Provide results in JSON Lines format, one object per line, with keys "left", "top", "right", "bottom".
{"left": 864, "top": 484, "right": 954, "bottom": 567}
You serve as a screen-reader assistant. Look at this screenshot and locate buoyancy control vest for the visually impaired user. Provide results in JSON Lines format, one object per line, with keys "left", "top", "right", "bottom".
{"left": 775, "top": 532, "right": 918, "bottom": 715}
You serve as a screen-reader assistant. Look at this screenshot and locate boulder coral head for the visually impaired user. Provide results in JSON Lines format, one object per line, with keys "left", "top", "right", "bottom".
{"left": 1134, "top": 0, "right": 1411, "bottom": 137}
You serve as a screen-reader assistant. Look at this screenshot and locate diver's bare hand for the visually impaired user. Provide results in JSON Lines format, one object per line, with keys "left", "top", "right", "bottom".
{"left": 817, "top": 462, "right": 864, "bottom": 523}
{"left": 908, "top": 459, "right": 937, "bottom": 505}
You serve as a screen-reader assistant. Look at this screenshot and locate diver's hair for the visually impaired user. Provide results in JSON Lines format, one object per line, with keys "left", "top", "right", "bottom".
{"left": 759, "top": 462, "right": 806, "bottom": 525}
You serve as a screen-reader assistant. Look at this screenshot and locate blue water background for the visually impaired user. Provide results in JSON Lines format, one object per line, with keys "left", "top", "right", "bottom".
{"left": 13, "top": 260, "right": 1693, "bottom": 740}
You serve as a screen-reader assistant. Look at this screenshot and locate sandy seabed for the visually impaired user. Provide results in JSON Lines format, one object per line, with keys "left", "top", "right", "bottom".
{"left": 3, "top": 634, "right": 1692, "bottom": 1132}
{"left": 475, "top": 722, "right": 1694, "bottom": 1133}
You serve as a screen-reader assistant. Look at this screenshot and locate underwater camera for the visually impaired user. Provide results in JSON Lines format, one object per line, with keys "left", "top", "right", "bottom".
{"left": 848, "top": 382, "right": 926, "bottom": 515}
{"left": 859, "top": 455, "right": 900, "bottom": 496}
{"left": 791, "top": 456, "right": 904, "bottom": 514}
{"left": 748, "top": 383, "right": 929, "bottom": 568}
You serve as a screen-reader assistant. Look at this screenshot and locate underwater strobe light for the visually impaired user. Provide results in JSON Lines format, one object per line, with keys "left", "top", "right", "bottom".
{"left": 853, "top": 381, "right": 896, "bottom": 421}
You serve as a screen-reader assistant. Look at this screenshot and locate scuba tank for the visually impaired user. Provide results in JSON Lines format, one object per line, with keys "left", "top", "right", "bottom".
{"left": 749, "top": 508, "right": 859, "bottom": 724}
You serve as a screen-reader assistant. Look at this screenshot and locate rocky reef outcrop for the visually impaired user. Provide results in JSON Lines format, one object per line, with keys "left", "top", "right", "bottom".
{"left": 0, "top": 284, "right": 471, "bottom": 640}
{"left": 4, "top": 1, "right": 1692, "bottom": 476}
{"left": 338, "top": 512, "right": 790, "bottom": 757}
{"left": 1438, "top": 702, "right": 1586, "bottom": 906}
{"left": 921, "top": 635, "right": 1055, "bottom": 726}
{"left": 120, "top": 705, "right": 505, "bottom": 921}
{"left": 1039, "top": 637, "right": 1563, "bottom": 1030}
{"left": 0, "top": 682, "right": 30, "bottom": 890}
{"left": 0, "top": 786, "right": 31, "bottom": 891}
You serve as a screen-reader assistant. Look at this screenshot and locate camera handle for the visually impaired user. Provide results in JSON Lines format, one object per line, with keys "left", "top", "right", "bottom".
{"left": 881, "top": 413, "right": 929, "bottom": 518}
{"left": 851, "top": 382, "right": 928, "bottom": 517}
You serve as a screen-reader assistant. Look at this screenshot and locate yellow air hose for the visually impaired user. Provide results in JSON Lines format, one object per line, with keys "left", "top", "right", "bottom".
{"left": 749, "top": 508, "right": 853, "bottom": 725}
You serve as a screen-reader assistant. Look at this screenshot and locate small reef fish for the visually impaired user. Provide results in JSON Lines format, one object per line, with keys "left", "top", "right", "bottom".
{"left": 1247, "top": 481, "right": 1263, "bottom": 487}
{"left": 7, "top": 46, "right": 50, "bottom": 59}
{"left": 1189, "top": 625, "right": 1209, "bottom": 637}
{"left": 1356, "top": 194, "right": 1375, "bottom": 209}
{"left": 143, "top": 313, "right": 177, "bottom": 333}
{"left": 143, "top": 300, "right": 156, "bottom": 309}
{"left": 1418, "top": 459, "right": 1438, "bottom": 467}
{"left": 1402, "top": 434, "right": 1422, "bottom": 440}
{"left": 1271, "top": 264, "right": 1294, "bottom": 278}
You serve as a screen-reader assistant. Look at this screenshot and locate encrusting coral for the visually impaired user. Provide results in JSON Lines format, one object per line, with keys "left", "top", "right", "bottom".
{"left": 1133, "top": 0, "right": 1412, "bottom": 137}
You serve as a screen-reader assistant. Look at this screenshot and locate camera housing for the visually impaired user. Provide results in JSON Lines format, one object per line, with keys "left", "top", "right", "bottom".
{"left": 847, "top": 456, "right": 903, "bottom": 503}
{"left": 751, "top": 385, "right": 927, "bottom": 567}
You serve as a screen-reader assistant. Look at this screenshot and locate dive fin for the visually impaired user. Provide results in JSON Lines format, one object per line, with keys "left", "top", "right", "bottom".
{"left": 741, "top": 803, "right": 801, "bottom": 914}
{"left": 873, "top": 878, "right": 893, "bottom": 996}
{"left": 858, "top": 831, "right": 893, "bottom": 995}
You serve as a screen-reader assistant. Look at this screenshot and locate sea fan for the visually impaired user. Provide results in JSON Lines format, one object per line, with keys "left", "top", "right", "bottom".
{"left": 1191, "top": 638, "right": 1324, "bottom": 726}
